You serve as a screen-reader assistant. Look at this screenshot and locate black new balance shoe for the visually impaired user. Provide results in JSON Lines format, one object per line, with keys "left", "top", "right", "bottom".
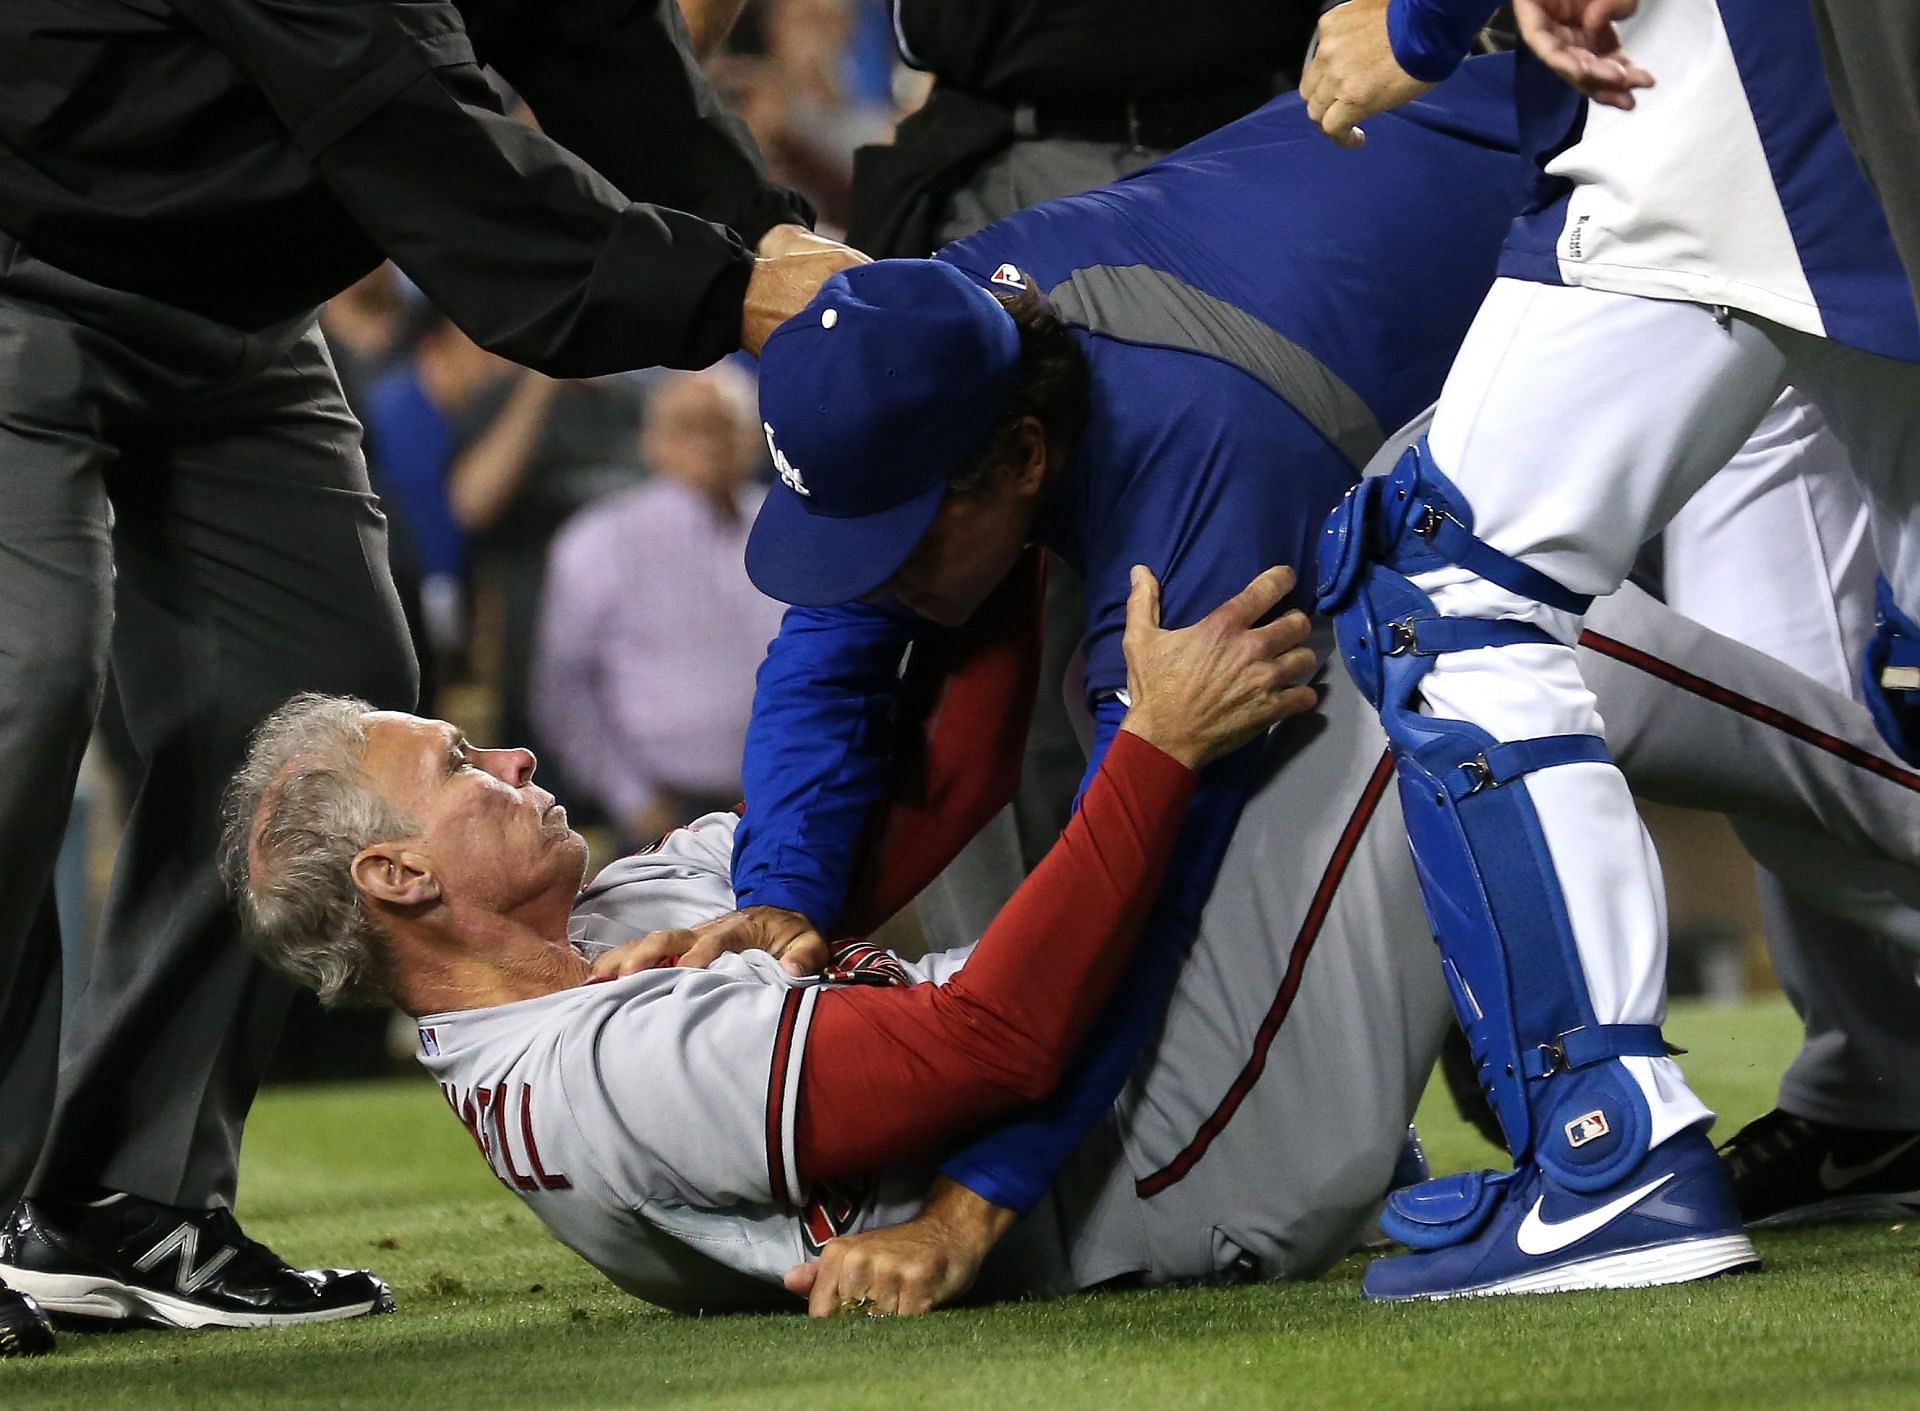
{"left": 1718, "top": 1108, "right": 1920, "bottom": 1228}
{"left": 0, "top": 1279, "right": 55, "bottom": 1356}
{"left": 0, "top": 1196, "right": 394, "bottom": 1329}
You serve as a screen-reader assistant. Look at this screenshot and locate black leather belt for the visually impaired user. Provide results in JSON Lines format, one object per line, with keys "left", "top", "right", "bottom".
{"left": 1006, "top": 82, "right": 1279, "bottom": 152}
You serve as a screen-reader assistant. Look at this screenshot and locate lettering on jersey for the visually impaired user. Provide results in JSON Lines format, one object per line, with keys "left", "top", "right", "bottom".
{"left": 440, "top": 1080, "right": 571, "bottom": 1192}
{"left": 798, "top": 1181, "right": 870, "bottom": 1256}
{"left": 764, "top": 422, "right": 811, "bottom": 497}
{"left": 1564, "top": 212, "right": 1592, "bottom": 263}
{"left": 989, "top": 263, "right": 1027, "bottom": 290}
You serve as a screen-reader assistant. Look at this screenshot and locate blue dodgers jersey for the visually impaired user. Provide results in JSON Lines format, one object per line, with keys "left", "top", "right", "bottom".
{"left": 1394, "top": 0, "right": 1920, "bottom": 361}
{"left": 734, "top": 61, "right": 1529, "bottom": 1212}
{"left": 937, "top": 58, "right": 1526, "bottom": 698}
{"left": 736, "top": 59, "right": 1527, "bottom": 927}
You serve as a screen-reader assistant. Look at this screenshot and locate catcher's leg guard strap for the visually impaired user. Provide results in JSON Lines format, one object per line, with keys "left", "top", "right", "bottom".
{"left": 1317, "top": 438, "right": 1662, "bottom": 1192}
{"left": 1863, "top": 576, "right": 1920, "bottom": 766}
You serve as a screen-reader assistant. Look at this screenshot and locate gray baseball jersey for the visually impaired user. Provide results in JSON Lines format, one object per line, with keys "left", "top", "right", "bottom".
{"left": 413, "top": 814, "right": 961, "bottom": 1312}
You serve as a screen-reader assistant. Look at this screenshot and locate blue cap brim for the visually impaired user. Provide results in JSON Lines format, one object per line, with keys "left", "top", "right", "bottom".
{"left": 745, "top": 475, "right": 949, "bottom": 607}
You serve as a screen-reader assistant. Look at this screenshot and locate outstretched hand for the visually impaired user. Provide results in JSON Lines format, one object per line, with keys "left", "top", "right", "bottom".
{"left": 1118, "top": 564, "right": 1319, "bottom": 770}
{"left": 1514, "top": 0, "right": 1654, "bottom": 109}
{"left": 588, "top": 904, "right": 830, "bottom": 982}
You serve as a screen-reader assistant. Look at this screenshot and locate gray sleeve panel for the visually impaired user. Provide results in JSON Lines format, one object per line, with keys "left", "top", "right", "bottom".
{"left": 1046, "top": 263, "right": 1386, "bottom": 471}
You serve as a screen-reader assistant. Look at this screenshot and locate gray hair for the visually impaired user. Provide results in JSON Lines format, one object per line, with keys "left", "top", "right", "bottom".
{"left": 219, "top": 693, "right": 419, "bottom": 1006}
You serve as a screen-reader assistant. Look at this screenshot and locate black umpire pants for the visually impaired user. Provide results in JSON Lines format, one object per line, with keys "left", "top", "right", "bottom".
{"left": 0, "top": 237, "right": 417, "bottom": 1212}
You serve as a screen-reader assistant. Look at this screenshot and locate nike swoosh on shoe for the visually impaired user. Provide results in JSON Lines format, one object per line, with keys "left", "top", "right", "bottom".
{"left": 1515, "top": 1174, "right": 1676, "bottom": 1257}
{"left": 1818, "top": 1134, "right": 1920, "bottom": 1192}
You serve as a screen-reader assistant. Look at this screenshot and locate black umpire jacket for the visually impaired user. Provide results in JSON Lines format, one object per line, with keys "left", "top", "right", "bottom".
{"left": 0, "top": 0, "right": 811, "bottom": 374}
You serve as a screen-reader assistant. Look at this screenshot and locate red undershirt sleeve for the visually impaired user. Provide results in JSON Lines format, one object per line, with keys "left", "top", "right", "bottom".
{"left": 792, "top": 729, "right": 1195, "bottom": 1186}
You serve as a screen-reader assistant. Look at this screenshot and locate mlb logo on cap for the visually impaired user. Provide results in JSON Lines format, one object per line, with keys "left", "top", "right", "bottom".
{"left": 746, "top": 260, "right": 1022, "bottom": 608}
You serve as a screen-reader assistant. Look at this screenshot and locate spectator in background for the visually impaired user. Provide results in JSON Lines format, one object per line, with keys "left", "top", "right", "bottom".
{"left": 720, "top": 0, "right": 899, "bottom": 230}
{"left": 453, "top": 368, "right": 651, "bottom": 799}
{"left": 534, "top": 364, "right": 785, "bottom": 850}
{"left": 361, "top": 307, "right": 513, "bottom": 703}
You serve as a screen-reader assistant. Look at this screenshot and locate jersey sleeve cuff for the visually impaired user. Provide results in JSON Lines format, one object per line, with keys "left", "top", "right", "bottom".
{"left": 1386, "top": 0, "right": 1496, "bottom": 85}
{"left": 937, "top": 1155, "right": 1042, "bottom": 1216}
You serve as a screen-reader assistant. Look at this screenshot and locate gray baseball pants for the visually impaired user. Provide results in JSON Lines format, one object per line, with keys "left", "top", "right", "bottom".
{"left": 980, "top": 530, "right": 1920, "bottom": 1293}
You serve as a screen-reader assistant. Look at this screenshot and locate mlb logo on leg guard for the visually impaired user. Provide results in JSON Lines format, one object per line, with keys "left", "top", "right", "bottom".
{"left": 1565, "top": 1110, "right": 1610, "bottom": 1148}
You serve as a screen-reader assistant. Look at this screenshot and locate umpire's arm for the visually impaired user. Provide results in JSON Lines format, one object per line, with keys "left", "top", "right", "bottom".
{"left": 171, "top": 0, "right": 829, "bottom": 375}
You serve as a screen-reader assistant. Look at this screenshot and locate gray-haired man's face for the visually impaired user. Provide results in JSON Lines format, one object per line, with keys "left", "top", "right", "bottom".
{"left": 354, "top": 711, "right": 588, "bottom": 922}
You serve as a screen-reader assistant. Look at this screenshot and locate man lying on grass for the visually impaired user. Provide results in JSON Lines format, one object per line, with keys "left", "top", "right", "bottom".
{"left": 203, "top": 526, "right": 1920, "bottom": 1320}
{"left": 192, "top": 511, "right": 1920, "bottom": 1327}
{"left": 214, "top": 566, "right": 1329, "bottom": 1315}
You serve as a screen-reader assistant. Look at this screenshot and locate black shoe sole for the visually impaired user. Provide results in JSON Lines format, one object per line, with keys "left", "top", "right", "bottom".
{"left": 1746, "top": 1189, "right": 1920, "bottom": 1229}
{"left": 0, "top": 1265, "right": 389, "bottom": 1330}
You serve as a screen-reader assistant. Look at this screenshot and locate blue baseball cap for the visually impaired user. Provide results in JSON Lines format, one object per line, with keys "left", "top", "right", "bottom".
{"left": 745, "top": 259, "right": 1022, "bottom": 607}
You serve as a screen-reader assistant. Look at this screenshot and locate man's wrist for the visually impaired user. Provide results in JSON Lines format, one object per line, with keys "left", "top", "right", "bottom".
{"left": 924, "top": 1175, "right": 1018, "bottom": 1245}
{"left": 736, "top": 188, "right": 816, "bottom": 252}
{"left": 1116, "top": 711, "right": 1205, "bottom": 773}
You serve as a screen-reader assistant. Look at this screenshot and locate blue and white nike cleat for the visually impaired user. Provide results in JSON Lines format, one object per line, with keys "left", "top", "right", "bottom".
{"left": 1363, "top": 1128, "right": 1759, "bottom": 1301}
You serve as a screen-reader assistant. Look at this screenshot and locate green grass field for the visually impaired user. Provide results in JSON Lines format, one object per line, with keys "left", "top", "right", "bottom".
{"left": 7, "top": 997, "right": 1918, "bottom": 1410}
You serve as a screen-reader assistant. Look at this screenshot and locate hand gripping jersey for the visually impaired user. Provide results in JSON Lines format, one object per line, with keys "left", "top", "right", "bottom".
{"left": 413, "top": 815, "right": 955, "bottom": 1312}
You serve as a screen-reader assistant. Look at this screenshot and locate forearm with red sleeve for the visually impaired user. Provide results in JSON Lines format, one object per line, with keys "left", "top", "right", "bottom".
{"left": 794, "top": 730, "right": 1195, "bottom": 1185}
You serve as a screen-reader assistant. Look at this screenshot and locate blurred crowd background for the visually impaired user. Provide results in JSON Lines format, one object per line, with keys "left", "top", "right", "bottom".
{"left": 52, "top": 0, "right": 1774, "bottom": 1077}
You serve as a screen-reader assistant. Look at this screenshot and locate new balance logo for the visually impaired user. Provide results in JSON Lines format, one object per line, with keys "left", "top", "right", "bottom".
{"left": 133, "top": 1222, "right": 236, "bottom": 1295}
{"left": 764, "top": 422, "right": 810, "bottom": 498}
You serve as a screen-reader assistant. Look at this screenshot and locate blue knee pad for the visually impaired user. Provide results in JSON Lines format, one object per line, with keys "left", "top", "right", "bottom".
{"left": 1317, "top": 439, "right": 1668, "bottom": 1191}
{"left": 1863, "top": 577, "right": 1920, "bottom": 767}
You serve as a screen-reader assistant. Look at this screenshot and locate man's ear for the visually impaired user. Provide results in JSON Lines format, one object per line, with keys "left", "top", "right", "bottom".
{"left": 351, "top": 842, "right": 442, "bottom": 908}
{"left": 1007, "top": 416, "right": 1050, "bottom": 496}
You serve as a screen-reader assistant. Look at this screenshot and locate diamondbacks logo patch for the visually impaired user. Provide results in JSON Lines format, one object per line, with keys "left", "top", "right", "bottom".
{"left": 1565, "top": 1110, "right": 1611, "bottom": 1149}
{"left": 798, "top": 1181, "right": 870, "bottom": 1255}
{"left": 764, "top": 422, "right": 810, "bottom": 497}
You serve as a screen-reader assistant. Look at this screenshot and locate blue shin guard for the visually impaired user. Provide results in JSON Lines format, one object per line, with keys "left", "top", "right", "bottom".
{"left": 1316, "top": 440, "right": 1668, "bottom": 1193}
{"left": 1863, "top": 577, "right": 1920, "bottom": 766}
